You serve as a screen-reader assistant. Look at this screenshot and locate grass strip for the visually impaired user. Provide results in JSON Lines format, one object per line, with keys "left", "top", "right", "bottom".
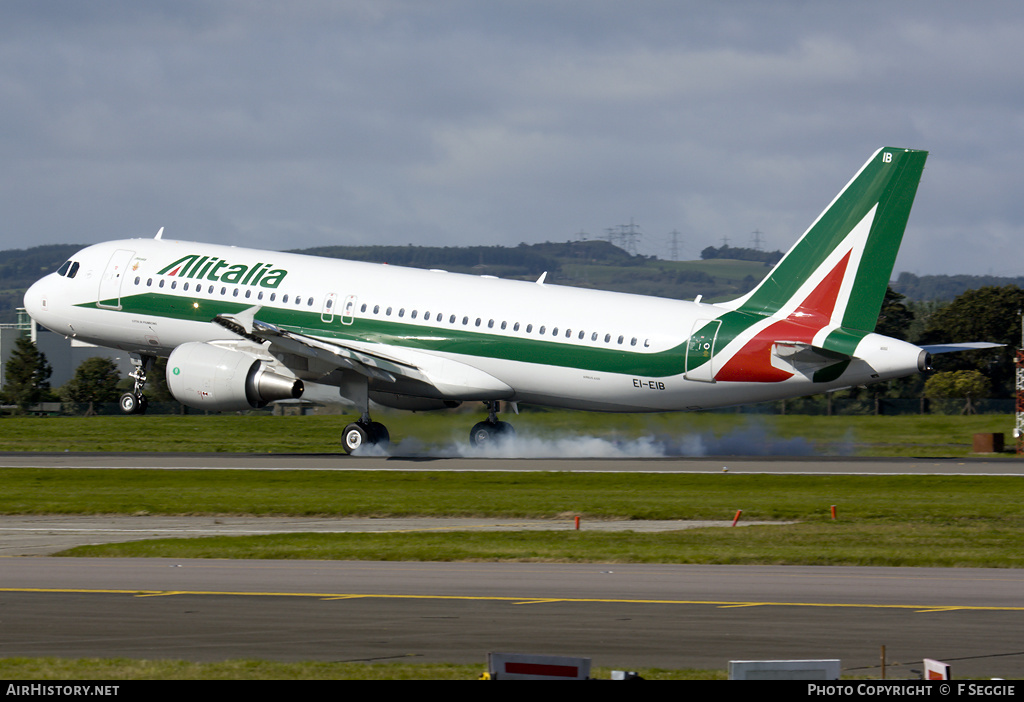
{"left": 57, "top": 522, "right": 1024, "bottom": 568}
{"left": 3, "top": 468, "right": 1018, "bottom": 568}
{"left": 0, "top": 412, "right": 1014, "bottom": 456}
{"left": 3, "top": 470, "right": 1024, "bottom": 522}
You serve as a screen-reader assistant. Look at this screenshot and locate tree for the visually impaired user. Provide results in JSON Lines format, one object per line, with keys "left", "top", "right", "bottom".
{"left": 919, "top": 285, "right": 1024, "bottom": 398}
{"left": 59, "top": 357, "right": 122, "bottom": 408}
{"left": 2, "top": 337, "right": 52, "bottom": 412}
{"left": 923, "top": 370, "right": 991, "bottom": 414}
{"left": 875, "top": 287, "right": 914, "bottom": 341}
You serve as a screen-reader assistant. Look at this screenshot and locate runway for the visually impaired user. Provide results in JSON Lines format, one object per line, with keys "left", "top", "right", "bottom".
{"left": 3, "top": 558, "right": 1023, "bottom": 678}
{"left": 2, "top": 453, "right": 1022, "bottom": 679}
{"left": 2, "top": 451, "right": 1024, "bottom": 474}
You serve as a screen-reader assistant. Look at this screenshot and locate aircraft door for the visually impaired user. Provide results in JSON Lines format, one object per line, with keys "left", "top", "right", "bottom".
{"left": 97, "top": 249, "right": 136, "bottom": 310}
{"left": 321, "top": 292, "right": 338, "bottom": 324}
{"left": 684, "top": 318, "right": 721, "bottom": 383}
{"left": 341, "top": 295, "right": 357, "bottom": 325}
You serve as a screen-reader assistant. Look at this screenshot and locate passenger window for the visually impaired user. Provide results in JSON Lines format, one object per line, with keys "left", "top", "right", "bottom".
{"left": 539, "top": 326, "right": 546, "bottom": 334}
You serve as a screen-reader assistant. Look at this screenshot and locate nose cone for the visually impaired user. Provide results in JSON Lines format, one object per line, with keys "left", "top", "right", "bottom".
{"left": 23, "top": 277, "right": 60, "bottom": 333}
{"left": 23, "top": 278, "right": 48, "bottom": 320}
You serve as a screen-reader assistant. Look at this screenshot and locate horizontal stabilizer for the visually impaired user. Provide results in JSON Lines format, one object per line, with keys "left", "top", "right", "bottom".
{"left": 920, "top": 342, "right": 1004, "bottom": 355}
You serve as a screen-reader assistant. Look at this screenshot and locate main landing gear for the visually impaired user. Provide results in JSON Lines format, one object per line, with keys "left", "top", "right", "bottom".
{"left": 119, "top": 355, "right": 155, "bottom": 415}
{"left": 469, "top": 401, "right": 515, "bottom": 448}
{"left": 341, "top": 414, "right": 391, "bottom": 454}
{"left": 339, "top": 399, "right": 516, "bottom": 455}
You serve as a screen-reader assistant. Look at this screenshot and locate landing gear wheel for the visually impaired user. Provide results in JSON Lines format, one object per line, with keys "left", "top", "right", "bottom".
{"left": 342, "top": 421, "right": 390, "bottom": 454}
{"left": 469, "top": 420, "right": 515, "bottom": 448}
{"left": 119, "top": 392, "right": 148, "bottom": 415}
{"left": 368, "top": 422, "right": 390, "bottom": 447}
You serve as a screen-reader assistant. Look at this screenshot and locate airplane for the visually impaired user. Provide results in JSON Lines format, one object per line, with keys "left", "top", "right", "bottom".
{"left": 22, "top": 147, "right": 996, "bottom": 454}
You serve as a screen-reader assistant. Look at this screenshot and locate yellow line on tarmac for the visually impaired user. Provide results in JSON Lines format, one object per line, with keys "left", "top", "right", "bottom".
{"left": 2, "top": 587, "right": 1024, "bottom": 612}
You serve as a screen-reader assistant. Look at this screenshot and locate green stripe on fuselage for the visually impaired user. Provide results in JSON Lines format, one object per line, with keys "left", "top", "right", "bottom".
{"left": 83, "top": 293, "right": 688, "bottom": 378}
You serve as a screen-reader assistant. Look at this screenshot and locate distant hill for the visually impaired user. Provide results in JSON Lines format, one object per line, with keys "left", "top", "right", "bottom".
{"left": 700, "top": 244, "right": 783, "bottom": 265}
{"left": 892, "top": 271, "right": 1024, "bottom": 301}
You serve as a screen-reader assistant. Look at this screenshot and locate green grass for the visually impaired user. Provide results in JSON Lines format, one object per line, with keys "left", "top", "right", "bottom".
{"left": 3, "top": 469, "right": 1022, "bottom": 521}
{"left": 4, "top": 468, "right": 1023, "bottom": 567}
{"left": 59, "top": 522, "right": 1024, "bottom": 568}
{"left": 0, "top": 411, "right": 1015, "bottom": 456}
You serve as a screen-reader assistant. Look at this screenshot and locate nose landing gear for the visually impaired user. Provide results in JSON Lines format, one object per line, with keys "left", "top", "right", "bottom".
{"left": 119, "top": 355, "right": 155, "bottom": 415}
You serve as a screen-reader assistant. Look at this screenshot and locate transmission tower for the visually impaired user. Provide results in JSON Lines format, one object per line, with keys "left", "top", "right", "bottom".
{"left": 619, "top": 219, "right": 642, "bottom": 256}
{"left": 668, "top": 229, "right": 682, "bottom": 261}
{"left": 751, "top": 229, "right": 764, "bottom": 251}
{"left": 603, "top": 220, "right": 643, "bottom": 255}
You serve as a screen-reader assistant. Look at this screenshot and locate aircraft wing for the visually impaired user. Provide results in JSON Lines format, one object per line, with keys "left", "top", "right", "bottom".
{"left": 213, "top": 308, "right": 513, "bottom": 401}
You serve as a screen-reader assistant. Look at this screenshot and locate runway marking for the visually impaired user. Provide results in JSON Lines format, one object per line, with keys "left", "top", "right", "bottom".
{"left": 3, "top": 587, "right": 1023, "bottom": 612}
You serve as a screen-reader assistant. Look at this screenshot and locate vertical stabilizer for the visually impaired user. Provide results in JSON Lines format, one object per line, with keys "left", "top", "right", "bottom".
{"left": 702, "top": 148, "right": 928, "bottom": 383}
{"left": 728, "top": 147, "right": 928, "bottom": 338}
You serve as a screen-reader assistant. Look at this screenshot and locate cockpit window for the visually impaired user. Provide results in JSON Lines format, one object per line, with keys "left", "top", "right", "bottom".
{"left": 57, "top": 261, "right": 81, "bottom": 278}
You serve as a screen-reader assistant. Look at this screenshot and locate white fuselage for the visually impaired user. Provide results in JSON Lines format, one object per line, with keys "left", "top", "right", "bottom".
{"left": 23, "top": 238, "right": 924, "bottom": 412}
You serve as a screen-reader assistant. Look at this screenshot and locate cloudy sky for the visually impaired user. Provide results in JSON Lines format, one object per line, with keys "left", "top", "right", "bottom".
{"left": 2, "top": 1, "right": 1022, "bottom": 276}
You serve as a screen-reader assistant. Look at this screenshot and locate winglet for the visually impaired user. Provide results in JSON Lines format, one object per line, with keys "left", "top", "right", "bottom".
{"left": 155, "top": 227, "right": 164, "bottom": 240}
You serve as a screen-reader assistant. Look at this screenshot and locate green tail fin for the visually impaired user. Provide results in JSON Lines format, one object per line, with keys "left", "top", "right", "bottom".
{"left": 731, "top": 147, "right": 928, "bottom": 333}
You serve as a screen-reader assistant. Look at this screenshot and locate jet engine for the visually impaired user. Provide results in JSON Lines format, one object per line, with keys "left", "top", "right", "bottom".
{"left": 167, "top": 342, "right": 304, "bottom": 412}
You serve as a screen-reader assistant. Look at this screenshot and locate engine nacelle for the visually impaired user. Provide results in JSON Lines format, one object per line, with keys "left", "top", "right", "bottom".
{"left": 167, "top": 342, "right": 304, "bottom": 412}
